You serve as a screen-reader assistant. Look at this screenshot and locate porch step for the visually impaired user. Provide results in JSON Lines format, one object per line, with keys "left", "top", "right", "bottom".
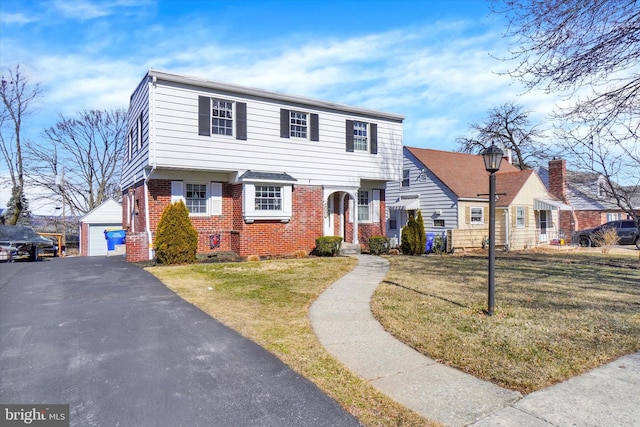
{"left": 340, "top": 242, "right": 361, "bottom": 256}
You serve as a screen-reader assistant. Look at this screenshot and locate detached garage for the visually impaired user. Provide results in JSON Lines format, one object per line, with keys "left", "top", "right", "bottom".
{"left": 79, "top": 199, "right": 123, "bottom": 256}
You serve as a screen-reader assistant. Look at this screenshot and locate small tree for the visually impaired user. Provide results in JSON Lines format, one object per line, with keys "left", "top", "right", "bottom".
{"left": 154, "top": 200, "right": 198, "bottom": 265}
{"left": 401, "top": 212, "right": 426, "bottom": 256}
{"left": 414, "top": 210, "right": 427, "bottom": 256}
{"left": 401, "top": 215, "right": 416, "bottom": 255}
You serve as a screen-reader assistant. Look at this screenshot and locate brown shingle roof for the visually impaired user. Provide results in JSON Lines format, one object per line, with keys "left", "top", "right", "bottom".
{"left": 406, "top": 147, "right": 521, "bottom": 200}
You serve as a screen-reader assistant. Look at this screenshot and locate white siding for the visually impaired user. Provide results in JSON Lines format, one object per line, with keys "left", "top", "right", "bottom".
{"left": 143, "top": 78, "right": 403, "bottom": 188}
{"left": 121, "top": 76, "right": 151, "bottom": 189}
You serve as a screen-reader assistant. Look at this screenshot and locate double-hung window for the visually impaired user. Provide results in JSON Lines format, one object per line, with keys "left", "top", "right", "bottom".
{"left": 289, "top": 110, "right": 308, "bottom": 138}
{"left": 280, "top": 109, "right": 319, "bottom": 140}
{"left": 346, "top": 120, "right": 377, "bottom": 154}
{"left": 255, "top": 186, "right": 282, "bottom": 211}
{"left": 212, "top": 99, "right": 233, "bottom": 136}
{"left": 402, "top": 169, "right": 410, "bottom": 188}
{"left": 171, "top": 181, "right": 223, "bottom": 216}
{"left": 353, "top": 121, "right": 368, "bottom": 151}
{"left": 358, "top": 191, "right": 370, "bottom": 222}
{"left": 136, "top": 113, "right": 143, "bottom": 150}
{"left": 516, "top": 206, "right": 526, "bottom": 228}
{"left": 198, "top": 96, "right": 247, "bottom": 140}
{"left": 186, "top": 183, "right": 208, "bottom": 214}
{"left": 470, "top": 207, "right": 483, "bottom": 224}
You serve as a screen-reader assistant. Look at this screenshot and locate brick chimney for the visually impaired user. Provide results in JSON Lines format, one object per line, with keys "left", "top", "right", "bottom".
{"left": 548, "top": 158, "right": 567, "bottom": 202}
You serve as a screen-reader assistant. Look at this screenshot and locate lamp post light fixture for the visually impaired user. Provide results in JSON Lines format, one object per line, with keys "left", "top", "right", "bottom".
{"left": 482, "top": 144, "right": 503, "bottom": 316}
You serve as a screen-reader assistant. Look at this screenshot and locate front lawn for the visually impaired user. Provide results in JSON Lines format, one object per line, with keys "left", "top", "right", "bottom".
{"left": 147, "top": 257, "right": 435, "bottom": 427}
{"left": 372, "top": 251, "right": 640, "bottom": 394}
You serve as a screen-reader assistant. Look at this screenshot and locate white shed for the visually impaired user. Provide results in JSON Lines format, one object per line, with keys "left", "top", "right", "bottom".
{"left": 79, "top": 199, "right": 123, "bottom": 256}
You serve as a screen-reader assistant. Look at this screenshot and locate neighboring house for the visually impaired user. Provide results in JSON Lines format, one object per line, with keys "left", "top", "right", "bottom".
{"left": 121, "top": 69, "right": 404, "bottom": 262}
{"left": 386, "top": 147, "right": 569, "bottom": 251}
{"left": 538, "top": 158, "right": 638, "bottom": 240}
{"left": 79, "top": 198, "right": 123, "bottom": 256}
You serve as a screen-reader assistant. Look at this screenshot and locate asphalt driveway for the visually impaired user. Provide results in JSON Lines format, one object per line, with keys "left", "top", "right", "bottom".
{"left": 0, "top": 256, "right": 359, "bottom": 427}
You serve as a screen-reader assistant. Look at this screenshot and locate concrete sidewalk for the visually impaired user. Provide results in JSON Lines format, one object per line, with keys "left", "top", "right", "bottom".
{"left": 309, "top": 255, "right": 640, "bottom": 427}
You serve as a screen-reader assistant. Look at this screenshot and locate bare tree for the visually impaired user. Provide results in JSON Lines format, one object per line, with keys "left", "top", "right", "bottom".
{"left": 26, "top": 109, "right": 127, "bottom": 216}
{"left": 456, "top": 102, "right": 546, "bottom": 170}
{"left": 493, "top": 0, "right": 640, "bottom": 224}
{"left": 0, "top": 65, "right": 41, "bottom": 225}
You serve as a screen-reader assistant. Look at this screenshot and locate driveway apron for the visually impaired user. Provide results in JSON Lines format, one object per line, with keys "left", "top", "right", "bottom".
{"left": 0, "top": 256, "right": 359, "bottom": 427}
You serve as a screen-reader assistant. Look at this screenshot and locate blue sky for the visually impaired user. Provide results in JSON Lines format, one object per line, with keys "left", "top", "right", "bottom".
{"left": 0, "top": 0, "right": 558, "bottom": 212}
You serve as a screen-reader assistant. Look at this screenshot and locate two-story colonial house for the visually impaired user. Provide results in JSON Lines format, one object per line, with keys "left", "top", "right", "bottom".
{"left": 121, "top": 69, "right": 404, "bottom": 262}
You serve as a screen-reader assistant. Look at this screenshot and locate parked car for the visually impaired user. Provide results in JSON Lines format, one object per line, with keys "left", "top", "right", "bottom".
{"left": 0, "top": 225, "right": 57, "bottom": 261}
{"left": 576, "top": 220, "right": 640, "bottom": 248}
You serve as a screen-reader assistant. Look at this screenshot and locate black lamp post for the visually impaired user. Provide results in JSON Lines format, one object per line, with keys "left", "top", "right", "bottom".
{"left": 482, "top": 145, "right": 503, "bottom": 316}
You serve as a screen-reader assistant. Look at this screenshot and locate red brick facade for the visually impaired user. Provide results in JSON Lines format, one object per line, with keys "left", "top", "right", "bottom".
{"left": 124, "top": 179, "right": 384, "bottom": 261}
{"left": 80, "top": 223, "right": 90, "bottom": 256}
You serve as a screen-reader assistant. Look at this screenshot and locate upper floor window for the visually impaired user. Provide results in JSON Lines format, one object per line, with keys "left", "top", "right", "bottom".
{"left": 198, "top": 96, "right": 247, "bottom": 140}
{"left": 402, "top": 169, "right": 410, "bottom": 188}
{"left": 470, "top": 207, "right": 483, "bottom": 224}
{"left": 136, "top": 113, "right": 143, "bottom": 150}
{"left": 289, "top": 110, "right": 308, "bottom": 138}
{"left": 255, "top": 186, "right": 282, "bottom": 211}
{"left": 346, "top": 120, "right": 377, "bottom": 154}
{"left": 353, "top": 121, "right": 368, "bottom": 151}
{"left": 212, "top": 99, "right": 234, "bottom": 136}
{"left": 280, "top": 109, "right": 319, "bottom": 141}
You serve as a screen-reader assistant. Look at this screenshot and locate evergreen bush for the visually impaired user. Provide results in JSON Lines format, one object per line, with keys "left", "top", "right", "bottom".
{"left": 368, "top": 235, "right": 390, "bottom": 255}
{"left": 154, "top": 200, "right": 198, "bottom": 265}
{"left": 315, "top": 236, "right": 343, "bottom": 256}
{"left": 414, "top": 210, "right": 427, "bottom": 255}
{"left": 401, "top": 211, "right": 427, "bottom": 255}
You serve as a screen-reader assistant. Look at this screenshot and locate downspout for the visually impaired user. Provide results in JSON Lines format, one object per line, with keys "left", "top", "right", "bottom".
{"left": 144, "top": 74, "right": 158, "bottom": 260}
{"left": 504, "top": 207, "right": 510, "bottom": 250}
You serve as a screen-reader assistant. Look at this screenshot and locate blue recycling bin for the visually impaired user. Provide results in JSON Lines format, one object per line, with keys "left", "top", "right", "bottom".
{"left": 425, "top": 232, "right": 435, "bottom": 253}
{"left": 105, "top": 229, "right": 126, "bottom": 251}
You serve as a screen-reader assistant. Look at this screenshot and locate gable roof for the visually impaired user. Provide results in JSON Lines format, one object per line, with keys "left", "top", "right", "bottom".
{"left": 80, "top": 198, "right": 122, "bottom": 224}
{"left": 495, "top": 170, "right": 537, "bottom": 206}
{"left": 405, "top": 146, "right": 520, "bottom": 200}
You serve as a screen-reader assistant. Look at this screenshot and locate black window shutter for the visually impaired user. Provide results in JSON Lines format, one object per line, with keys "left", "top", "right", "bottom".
{"left": 198, "top": 96, "right": 210, "bottom": 136}
{"left": 345, "top": 120, "right": 354, "bottom": 152}
{"left": 236, "top": 102, "right": 247, "bottom": 140}
{"left": 280, "top": 109, "right": 290, "bottom": 138}
{"left": 370, "top": 123, "right": 378, "bottom": 154}
{"left": 310, "top": 113, "right": 319, "bottom": 141}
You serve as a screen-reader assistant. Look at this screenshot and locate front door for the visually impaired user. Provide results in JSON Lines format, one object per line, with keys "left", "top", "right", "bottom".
{"left": 539, "top": 210, "right": 548, "bottom": 242}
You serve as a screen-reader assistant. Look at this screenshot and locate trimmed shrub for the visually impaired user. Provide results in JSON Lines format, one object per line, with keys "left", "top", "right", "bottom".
{"left": 315, "top": 236, "right": 343, "bottom": 256}
{"left": 369, "top": 235, "right": 390, "bottom": 255}
{"left": 154, "top": 200, "right": 198, "bottom": 265}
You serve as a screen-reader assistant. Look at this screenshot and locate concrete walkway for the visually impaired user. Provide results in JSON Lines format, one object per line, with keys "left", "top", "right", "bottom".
{"left": 309, "top": 255, "right": 640, "bottom": 427}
